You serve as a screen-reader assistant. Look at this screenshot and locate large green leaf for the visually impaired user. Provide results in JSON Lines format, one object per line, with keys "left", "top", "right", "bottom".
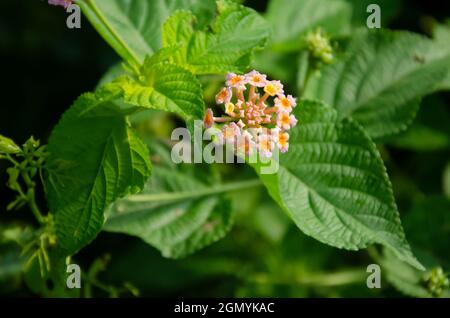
{"left": 266, "top": 0, "right": 352, "bottom": 52}
{"left": 104, "top": 142, "right": 238, "bottom": 258}
{"left": 252, "top": 100, "right": 422, "bottom": 269}
{"left": 45, "top": 93, "right": 152, "bottom": 255}
{"left": 78, "top": 0, "right": 216, "bottom": 66}
{"left": 162, "top": 0, "right": 270, "bottom": 75}
{"left": 305, "top": 30, "right": 450, "bottom": 139}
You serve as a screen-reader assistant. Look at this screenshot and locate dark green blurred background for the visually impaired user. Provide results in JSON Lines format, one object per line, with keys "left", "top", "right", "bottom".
{"left": 0, "top": 0, "right": 449, "bottom": 297}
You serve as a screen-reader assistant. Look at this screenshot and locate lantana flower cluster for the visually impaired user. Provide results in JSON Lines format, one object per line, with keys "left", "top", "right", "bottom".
{"left": 204, "top": 71, "right": 297, "bottom": 158}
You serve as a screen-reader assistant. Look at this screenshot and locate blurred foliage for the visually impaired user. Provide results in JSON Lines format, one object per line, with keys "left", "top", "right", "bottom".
{"left": 0, "top": 0, "right": 449, "bottom": 298}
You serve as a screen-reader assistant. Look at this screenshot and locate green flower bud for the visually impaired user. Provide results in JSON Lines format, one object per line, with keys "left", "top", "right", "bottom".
{"left": 422, "top": 267, "right": 449, "bottom": 297}
{"left": 305, "top": 28, "right": 334, "bottom": 65}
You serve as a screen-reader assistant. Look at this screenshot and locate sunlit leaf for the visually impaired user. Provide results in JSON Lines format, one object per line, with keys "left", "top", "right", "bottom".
{"left": 252, "top": 99, "right": 422, "bottom": 269}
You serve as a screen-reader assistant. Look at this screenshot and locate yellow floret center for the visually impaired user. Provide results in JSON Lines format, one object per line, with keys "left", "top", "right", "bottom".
{"left": 264, "top": 84, "right": 277, "bottom": 96}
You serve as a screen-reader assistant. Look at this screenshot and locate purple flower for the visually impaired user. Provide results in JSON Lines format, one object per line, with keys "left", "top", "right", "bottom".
{"left": 48, "top": 0, "right": 74, "bottom": 9}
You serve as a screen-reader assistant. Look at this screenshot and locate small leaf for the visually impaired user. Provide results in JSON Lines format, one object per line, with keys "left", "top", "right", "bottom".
{"left": 252, "top": 100, "right": 423, "bottom": 270}
{"left": 305, "top": 30, "right": 450, "bottom": 139}
{"left": 162, "top": 0, "right": 270, "bottom": 75}
{"left": 104, "top": 142, "right": 234, "bottom": 259}
{"left": 115, "top": 60, "right": 205, "bottom": 121}
{"left": 45, "top": 93, "right": 152, "bottom": 255}
{"left": 0, "top": 135, "right": 21, "bottom": 154}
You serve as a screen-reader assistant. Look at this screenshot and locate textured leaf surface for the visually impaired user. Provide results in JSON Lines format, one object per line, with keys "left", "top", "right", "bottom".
{"left": 104, "top": 143, "right": 234, "bottom": 258}
{"left": 116, "top": 59, "right": 205, "bottom": 121}
{"left": 78, "top": 0, "right": 216, "bottom": 65}
{"left": 45, "top": 93, "right": 152, "bottom": 255}
{"left": 305, "top": 31, "right": 449, "bottom": 139}
{"left": 266, "top": 0, "right": 351, "bottom": 51}
{"left": 162, "top": 0, "right": 270, "bottom": 74}
{"left": 253, "top": 100, "right": 422, "bottom": 269}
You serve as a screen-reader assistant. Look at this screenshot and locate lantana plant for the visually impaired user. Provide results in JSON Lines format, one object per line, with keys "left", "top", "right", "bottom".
{"left": 1, "top": 0, "right": 450, "bottom": 298}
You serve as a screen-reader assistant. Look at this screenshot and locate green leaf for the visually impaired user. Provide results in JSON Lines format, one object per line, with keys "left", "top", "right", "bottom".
{"left": 114, "top": 60, "right": 205, "bottom": 121}
{"left": 78, "top": 0, "right": 216, "bottom": 66}
{"left": 45, "top": 93, "right": 152, "bottom": 255}
{"left": 252, "top": 99, "right": 423, "bottom": 270}
{"left": 305, "top": 30, "right": 450, "bottom": 139}
{"left": 0, "top": 135, "right": 21, "bottom": 154}
{"left": 266, "top": 0, "right": 352, "bottom": 52}
{"left": 162, "top": 0, "right": 270, "bottom": 75}
{"left": 104, "top": 142, "right": 238, "bottom": 259}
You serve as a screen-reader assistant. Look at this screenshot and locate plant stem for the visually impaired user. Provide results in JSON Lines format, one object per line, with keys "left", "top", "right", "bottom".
{"left": 367, "top": 246, "right": 382, "bottom": 263}
{"left": 298, "top": 51, "right": 320, "bottom": 97}
{"left": 300, "top": 68, "right": 314, "bottom": 96}
{"left": 21, "top": 170, "right": 45, "bottom": 224}
{"left": 5, "top": 154, "right": 20, "bottom": 166}
{"left": 126, "top": 179, "right": 262, "bottom": 202}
